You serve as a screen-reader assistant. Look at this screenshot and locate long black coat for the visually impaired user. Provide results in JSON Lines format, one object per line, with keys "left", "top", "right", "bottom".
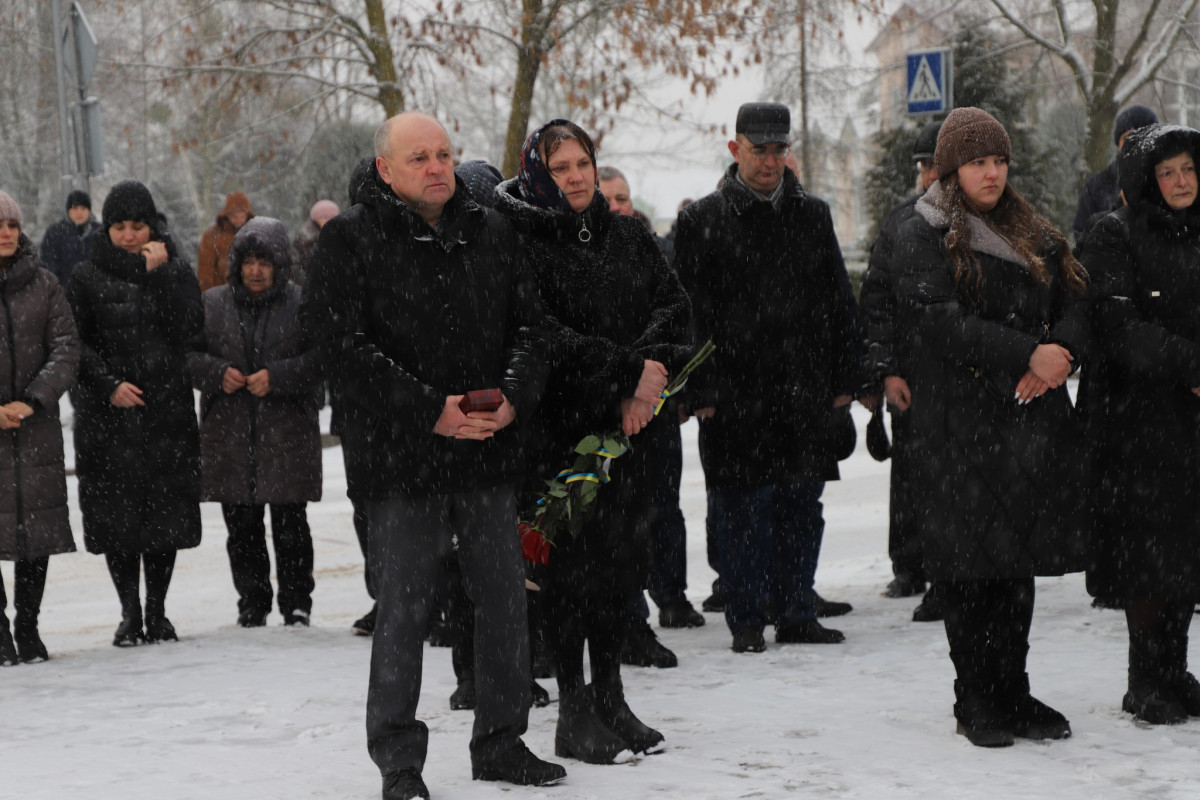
{"left": 1078, "top": 124, "right": 1200, "bottom": 598}
{"left": 1072, "top": 160, "right": 1120, "bottom": 244}
{"left": 860, "top": 194, "right": 919, "bottom": 390}
{"left": 893, "top": 186, "right": 1091, "bottom": 581}
{"left": 189, "top": 274, "right": 322, "bottom": 506}
{"left": 493, "top": 180, "right": 692, "bottom": 596}
{"left": 673, "top": 165, "right": 861, "bottom": 491}
{"left": 67, "top": 233, "right": 203, "bottom": 554}
{"left": 0, "top": 236, "right": 80, "bottom": 561}
{"left": 301, "top": 167, "right": 548, "bottom": 499}
{"left": 38, "top": 216, "right": 101, "bottom": 286}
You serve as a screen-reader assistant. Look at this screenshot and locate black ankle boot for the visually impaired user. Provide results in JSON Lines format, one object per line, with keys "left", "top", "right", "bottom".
{"left": 14, "top": 621, "right": 48, "bottom": 663}
{"left": 1125, "top": 625, "right": 1188, "bottom": 725}
{"left": 1162, "top": 614, "right": 1200, "bottom": 716}
{"left": 554, "top": 687, "right": 633, "bottom": 764}
{"left": 591, "top": 683, "right": 665, "bottom": 754}
{"left": 1000, "top": 673, "right": 1070, "bottom": 739}
{"left": 113, "top": 607, "right": 144, "bottom": 648}
{"left": 953, "top": 680, "right": 1014, "bottom": 747}
{"left": 0, "top": 616, "right": 17, "bottom": 666}
{"left": 450, "top": 673, "right": 476, "bottom": 710}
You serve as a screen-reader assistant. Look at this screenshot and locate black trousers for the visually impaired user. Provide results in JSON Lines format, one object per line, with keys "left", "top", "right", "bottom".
{"left": 105, "top": 550, "right": 177, "bottom": 620}
{"left": 0, "top": 556, "right": 49, "bottom": 631}
{"left": 941, "top": 578, "right": 1035, "bottom": 690}
{"left": 222, "top": 503, "right": 314, "bottom": 616}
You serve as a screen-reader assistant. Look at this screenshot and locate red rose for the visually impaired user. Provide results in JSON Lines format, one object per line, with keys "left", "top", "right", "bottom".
{"left": 519, "top": 521, "right": 552, "bottom": 565}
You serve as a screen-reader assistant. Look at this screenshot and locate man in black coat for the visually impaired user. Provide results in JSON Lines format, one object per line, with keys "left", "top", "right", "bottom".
{"left": 38, "top": 190, "right": 101, "bottom": 286}
{"left": 301, "top": 112, "right": 562, "bottom": 800}
{"left": 674, "top": 102, "right": 862, "bottom": 654}
{"left": 1072, "top": 105, "right": 1158, "bottom": 244}
{"left": 859, "top": 120, "right": 944, "bottom": 623}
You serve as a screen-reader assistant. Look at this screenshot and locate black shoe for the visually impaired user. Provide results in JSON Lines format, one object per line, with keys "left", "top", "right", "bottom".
{"left": 113, "top": 615, "right": 144, "bottom": 647}
{"left": 912, "top": 588, "right": 945, "bottom": 623}
{"left": 531, "top": 647, "right": 555, "bottom": 679}
{"left": 1092, "top": 595, "right": 1125, "bottom": 611}
{"left": 450, "top": 676, "right": 476, "bottom": 710}
{"left": 954, "top": 681, "right": 1015, "bottom": 748}
{"left": 0, "top": 622, "right": 17, "bottom": 666}
{"left": 426, "top": 614, "right": 452, "bottom": 647}
{"left": 283, "top": 609, "right": 310, "bottom": 627}
{"left": 353, "top": 605, "right": 377, "bottom": 637}
{"left": 1123, "top": 684, "right": 1188, "bottom": 725}
{"left": 621, "top": 619, "right": 678, "bottom": 668}
{"left": 813, "top": 592, "right": 852, "bottom": 618}
{"left": 145, "top": 616, "right": 178, "bottom": 643}
{"left": 591, "top": 684, "right": 665, "bottom": 754}
{"left": 776, "top": 619, "right": 845, "bottom": 644}
{"left": 1008, "top": 694, "right": 1071, "bottom": 740}
{"left": 14, "top": 625, "right": 48, "bottom": 663}
{"left": 731, "top": 627, "right": 765, "bottom": 653}
{"left": 530, "top": 680, "right": 551, "bottom": 708}
{"left": 473, "top": 740, "right": 568, "bottom": 785}
{"left": 382, "top": 768, "right": 429, "bottom": 800}
{"left": 554, "top": 688, "right": 633, "bottom": 764}
{"left": 658, "top": 597, "right": 705, "bottom": 628}
{"left": 237, "top": 609, "right": 269, "bottom": 628}
{"left": 701, "top": 590, "right": 724, "bottom": 613}
{"left": 883, "top": 575, "right": 926, "bottom": 598}
{"left": 1168, "top": 670, "right": 1200, "bottom": 716}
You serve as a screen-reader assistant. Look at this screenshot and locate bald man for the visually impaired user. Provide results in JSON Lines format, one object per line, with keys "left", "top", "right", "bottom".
{"left": 302, "top": 112, "right": 563, "bottom": 799}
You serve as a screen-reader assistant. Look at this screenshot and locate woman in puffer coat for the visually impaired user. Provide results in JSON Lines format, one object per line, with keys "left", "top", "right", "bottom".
{"left": 0, "top": 190, "right": 80, "bottom": 666}
{"left": 1079, "top": 123, "right": 1200, "bottom": 726}
{"left": 67, "top": 180, "right": 203, "bottom": 647}
{"left": 189, "top": 217, "right": 323, "bottom": 628}
{"left": 494, "top": 119, "right": 692, "bottom": 765}
{"left": 893, "top": 108, "right": 1091, "bottom": 748}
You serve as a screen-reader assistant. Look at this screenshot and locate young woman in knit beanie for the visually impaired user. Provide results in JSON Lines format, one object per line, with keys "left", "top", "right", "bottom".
{"left": 0, "top": 190, "right": 81, "bottom": 665}
{"left": 66, "top": 179, "right": 204, "bottom": 647}
{"left": 893, "top": 107, "right": 1091, "bottom": 747}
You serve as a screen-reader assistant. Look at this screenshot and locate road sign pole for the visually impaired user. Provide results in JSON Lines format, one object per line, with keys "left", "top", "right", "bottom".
{"left": 50, "top": 0, "right": 76, "bottom": 202}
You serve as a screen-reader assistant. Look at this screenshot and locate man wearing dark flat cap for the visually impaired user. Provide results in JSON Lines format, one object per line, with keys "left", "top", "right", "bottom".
{"left": 673, "top": 101, "right": 862, "bottom": 654}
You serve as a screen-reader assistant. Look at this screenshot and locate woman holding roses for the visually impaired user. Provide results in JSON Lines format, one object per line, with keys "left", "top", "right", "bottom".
{"left": 494, "top": 119, "right": 691, "bottom": 764}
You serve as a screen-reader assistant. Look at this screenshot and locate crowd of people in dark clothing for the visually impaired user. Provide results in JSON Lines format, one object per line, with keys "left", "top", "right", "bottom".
{"left": 1, "top": 96, "right": 1200, "bottom": 799}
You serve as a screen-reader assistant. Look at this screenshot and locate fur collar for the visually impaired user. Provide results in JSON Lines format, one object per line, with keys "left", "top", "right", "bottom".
{"left": 916, "top": 181, "right": 1028, "bottom": 268}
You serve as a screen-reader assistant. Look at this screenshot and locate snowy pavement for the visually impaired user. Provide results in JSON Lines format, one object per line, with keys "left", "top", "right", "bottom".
{"left": 5, "top": 407, "right": 1200, "bottom": 799}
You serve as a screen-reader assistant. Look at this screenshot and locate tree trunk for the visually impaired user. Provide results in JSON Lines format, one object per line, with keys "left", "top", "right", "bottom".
{"left": 502, "top": 0, "right": 546, "bottom": 178}
{"left": 1083, "top": 96, "right": 1118, "bottom": 175}
{"left": 363, "top": 0, "right": 404, "bottom": 117}
{"left": 799, "top": 1, "right": 810, "bottom": 186}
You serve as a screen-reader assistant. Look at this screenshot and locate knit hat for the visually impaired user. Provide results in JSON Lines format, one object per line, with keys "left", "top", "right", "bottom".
{"left": 66, "top": 189, "right": 92, "bottom": 211}
{"left": 309, "top": 199, "right": 339, "bottom": 224}
{"left": 101, "top": 180, "right": 160, "bottom": 230}
{"left": 456, "top": 160, "right": 504, "bottom": 208}
{"left": 0, "top": 191, "right": 22, "bottom": 227}
{"left": 1113, "top": 105, "right": 1159, "bottom": 146}
{"left": 933, "top": 107, "right": 1011, "bottom": 180}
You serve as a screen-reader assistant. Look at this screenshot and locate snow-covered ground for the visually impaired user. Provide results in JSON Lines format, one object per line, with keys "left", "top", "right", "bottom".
{"left": 5, "top": 407, "right": 1200, "bottom": 799}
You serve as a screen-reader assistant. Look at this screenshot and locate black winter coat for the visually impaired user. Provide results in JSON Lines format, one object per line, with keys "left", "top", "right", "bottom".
{"left": 1072, "top": 160, "right": 1120, "bottom": 244}
{"left": 38, "top": 216, "right": 101, "bottom": 286}
{"left": 190, "top": 282, "right": 323, "bottom": 506}
{"left": 0, "top": 236, "right": 80, "bottom": 561}
{"left": 894, "top": 183, "right": 1092, "bottom": 581}
{"left": 493, "top": 180, "right": 692, "bottom": 596}
{"left": 301, "top": 167, "right": 548, "bottom": 499}
{"left": 67, "top": 233, "right": 203, "bottom": 554}
{"left": 1078, "top": 124, "right": 1200, "bottom": 598}
{"left": 861, "top": 194, "right": 920, "bottom": 391}
{"left": 674, "top": 165, "right": 861, "bottom": 491}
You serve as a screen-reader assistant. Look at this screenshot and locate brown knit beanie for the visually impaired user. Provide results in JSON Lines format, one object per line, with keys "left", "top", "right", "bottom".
{"left": 933, "top": 107, "right": 1011, "bottom": 180}
{"left": 0, "top": 190, "right": 22, "bottom": 228}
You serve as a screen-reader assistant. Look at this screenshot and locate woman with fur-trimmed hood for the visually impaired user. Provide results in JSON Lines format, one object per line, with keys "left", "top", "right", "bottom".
{"left": 189, "top": 217, "right": 323, "bottom": 628}
{"left": 893, "top": 107, "right": 1091, "bottom": 748}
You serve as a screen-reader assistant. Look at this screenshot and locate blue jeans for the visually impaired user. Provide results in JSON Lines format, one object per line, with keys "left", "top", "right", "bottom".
{"left": 708, "top": 481, "right": 826, "bottom": 633}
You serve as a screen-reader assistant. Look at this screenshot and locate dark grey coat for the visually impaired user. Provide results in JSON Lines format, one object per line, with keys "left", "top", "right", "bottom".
{"left": 67, "top": 232, "right": 203, "bottom": 555}
{"left": 189, "top": 218, "right": 323, "bottom": 505}
{"left": 0, "top": 236, "right": 80, "bottom": 560}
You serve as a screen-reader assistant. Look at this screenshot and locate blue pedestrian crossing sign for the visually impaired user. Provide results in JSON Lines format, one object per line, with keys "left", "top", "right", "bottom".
{"left": 906, "top": 49, "right": 953, "bottom": 115}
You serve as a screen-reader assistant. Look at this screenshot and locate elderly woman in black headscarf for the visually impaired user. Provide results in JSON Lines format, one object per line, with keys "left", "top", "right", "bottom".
{"left": 493, "top": 119, "right": 691, "bottom": 764}
{"left": 190, "top": 217, "right": 323, "bottom": 629}
{"left": 1080, "top": 123, "right": 1200, "bottom": 726}
{"left": 67, "top": 180, "right": 203, "bottom": 647}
